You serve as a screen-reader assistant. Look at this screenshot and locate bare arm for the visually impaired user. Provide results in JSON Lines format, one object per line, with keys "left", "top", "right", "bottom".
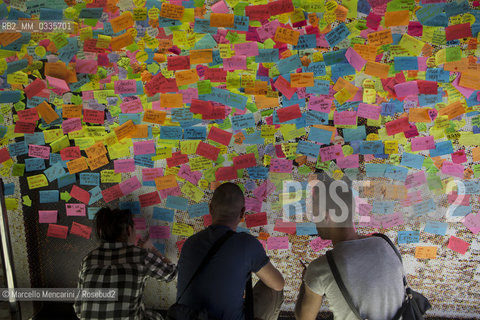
{"left": 295, "top": 281, "right": 323, "bottom": 320}
{"left": 254, "top": 261, "right": 285, "bottom": 291}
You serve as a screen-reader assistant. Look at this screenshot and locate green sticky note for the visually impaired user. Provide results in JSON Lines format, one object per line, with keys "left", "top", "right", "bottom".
{"left": 61, "top": 191, "right": 72, "bottom": 202}
{"left": 22, "top": 195, "right": 31, "bottom": 207}
{"left": 194, "top": 0, "right": 204, "bottom": 7}
{"left": 83, "top": 18, "right": 98, "bottom": 27}
{"left": 298, "top": 165, "right": 311, "bottom": 175}
{"left": 427, "top": 174, "right": 442, "bottom": 191}
{"left": 197, "top": 80, "right": 212, "bottom": 94}
{"left": 234, "top": 2, "right": 248, "bottom": 15}
{"left": 446, "top": 47, "right": 462, "bottom": 62}
{"left": 12, "top": 163, "right": 25, "bottom": 176}
{"left": 474, "top": 164, "right": 480, "bottom": 178}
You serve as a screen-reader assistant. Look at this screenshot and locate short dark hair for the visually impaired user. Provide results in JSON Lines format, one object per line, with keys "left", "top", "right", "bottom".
{"left": 95, "top": 207, "right": 134, "bottom": 242}
{"left": 210, "top": 183, "right": 245, "bottom": 223}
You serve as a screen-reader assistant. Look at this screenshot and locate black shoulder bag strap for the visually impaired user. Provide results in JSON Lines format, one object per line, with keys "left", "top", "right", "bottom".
{"left": 325, "top": 250, "right": 364, "bottom": 320}
{"left": 176, "top": 230, "right": 235, "bottom": 303}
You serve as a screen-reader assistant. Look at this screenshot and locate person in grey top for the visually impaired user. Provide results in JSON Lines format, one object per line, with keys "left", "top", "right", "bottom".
{"left": 295, "top": 173, "right": 404, "bottom": 320}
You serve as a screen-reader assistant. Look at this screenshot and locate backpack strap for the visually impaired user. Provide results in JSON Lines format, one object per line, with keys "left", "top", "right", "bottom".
{"left": 372, "top": 233, "right": 408, "bottom": 287}
{"left": 177, "top": 230, "right": 235, "bottom": 303}
{"left": 325, "top": 251, "right": 363, "bottom": 320}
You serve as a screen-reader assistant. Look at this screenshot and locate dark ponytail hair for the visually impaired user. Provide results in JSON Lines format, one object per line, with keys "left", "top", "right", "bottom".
{"left": 95, "top": 207, "right": 134, "bottom": 242}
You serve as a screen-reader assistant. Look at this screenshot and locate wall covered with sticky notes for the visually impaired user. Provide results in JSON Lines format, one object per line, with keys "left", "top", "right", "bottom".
{"left": 1, "top": 0, "right": 480, "bottom": 316}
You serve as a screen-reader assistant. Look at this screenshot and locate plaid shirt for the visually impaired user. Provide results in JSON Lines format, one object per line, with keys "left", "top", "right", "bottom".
{"left": 74, "top": 242, "right": 177, "bottom": 320}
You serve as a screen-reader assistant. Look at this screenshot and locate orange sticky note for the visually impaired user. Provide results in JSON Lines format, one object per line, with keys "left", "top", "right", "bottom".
{"left": 155, "top": 175, "right": 178, "bottom": 190}
{"left": 255, "top": 96, "right": 280, "bottom": 109}
{"left": 408, "top": 108, "right": 432, "bottom": 122}
{"left": 354, "top": 44, "right": 378, "bottom": 61}
{"left": 384, "top": 10, "right": 410, "bottom": 27}
{"left": 0, "top": 32, "right": 21, "bottom": 46}
{"left": 110, "top": 11, "right": 134, "bottom": 33}
{"left": 160, "top": 93, "right": 183, "bottom": 108}
{"left": 62, "top": 104, "right": 82, "bottom": 118}
{"left": 368, "top": 29, "right": 393, "bottom": 46}
{"left": 130, "top": 124, "right": 149, "bottom": 139}
{"left": 274, "top": 27, "right": 300, "bottom": 45}
{"left": 45, "top": 61, "right": 68, "bottom": 79}
{"left": 459, "top": 71, "right": 480, "bottom": 90}
{"left": 364, "top": 61, "right": 390, "bottom": 79}
{"left": 415, "top": 246, "right": 437, "bottom": 259}
{"left": 160, "top": 2, "right": 185, "bottom": 20}
{"left": 438, "top": 101, "right": 465, "bottom": 120}
{"left": 114, "top": 120, "right": 136, "bottom": 140}
{"left": 87, "top": 154, "right": 109, "bottom": 171}
{"left": 210, "top": 13, "right": 235, "bottom": 27}
{"left": 190, "top": 49, "right": 213, "bottom": 64}
{"left": 333, "top": 77, "right": 359, "bottom": 96}
{"left": 290, "top": 73, "right": 314, "bottom": 87}
{"left": 175, "top": 69, "right": 199, "bottom": 86}
{"left": 85, "top": 142, "right": 107, "bottom": 159}
{"left": 143, "top": 109, "right": 166, "bottom": 124}
{"left": 472, "top": 147, "right": 480, "bottom": 162}
{"left": 36, "top": 101, "right": 59, "bottom": 124}
{"left": 110, "top": 32, "right": 134, "bottom": 51}
{"left": 67, "top": 157, "right": 89, "bottom": 174}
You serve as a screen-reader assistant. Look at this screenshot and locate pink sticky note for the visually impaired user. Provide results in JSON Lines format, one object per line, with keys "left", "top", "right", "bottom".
{"left": 39, "top": 210, "right": 57, "bottom": 224}
{"left": 308, "top": 96, "right": 332, "bottom": 113}
{"left": 245, "top": 197, "right": 263, "bottom": 212}
{"left": 357, "top": 103, "right": 382, "bottom": 120}
{"left": 463, "top": 213, "right": 480, "bottom": 234}
{"left": 223, "top": 56, "right": 247, "bottom": 70}
{"left": 274, "top": 219, "right": 296, "bottom": 234}
{"left": 410, "top": 135, "right": 435, "bottom": 151}
{"left": 142, "top": 168, "right": 163, "bottom": 181}
{"left": 309, "top": 237, "right": 332, "bottom": 252}
{"left": 46, "top": 76, "right": 69, "bottom": 93}
{"left": 447, "top": 236, "right": 470, "bottom": 254}
{"left": 133, "top": 217, "right": 146, "bottom": 230}
{"left": 319, "top": 144, "right": 344, "bottom": 161}
{"left": 114, "top": 80, "right": 137, "bottom": 94}
{"left": 394, "top": 81, "right": 419, "bottom": 97}
{"left": 149, "top": 226, "right": 171, "bottom": 239}
{"left": 245, "top": 212, "right": 268, "bottom": 228}
{"left": 211, "top": 0, "right": 229, "bottom": 13}
{"left": 274, "top": 76, "right": 296, "bottom": 100}
{"left": 405, "top": 171, "right": 426, "bottom": 189}
{"left": 133, "top": 140, "right": 155, "bottom": 155}
{"left": 336, "top": 154, "right": 359, "bottom": 168}
{"left": 70, "top": 185, "right": 91, "bottom": 204}
{"left": 334, "top": 110, "right": 357, "bottom": 126}
{"left": 70, "top": 222, "right": 92, "bottom": 239}
{"left": 269, "top": 158, "right": 293, "bottom": 173}
{"left": 253, "top": 180, "right": 276, "bottom": 200}
{"left": 441, "top": 161, "right": 464, "bottom": 178}
{"left": 119, "top": 176, "right": 142, "bottom": 196}
{"left": 28, "top": 144, "right": 50, "bottom": 159}
{"left": 66, "top": 203, "right": 86, "bottom": 216}
{"left": 256, "top": 20, "right": 281, "bottom": 42}
{"left": 381, "top": 212, "right": 405, "bottom": 228}
{"left": 345, "top": 47, "right": 367, "bottom": 71}
{"left": 62, "top": 118, "right": 82, "bottom": 134}
{"left": 120, "top": 99, "right": 143, "bottom": 113}
{"left": 76, "top": 60, "right": 98, "bottom": 74}
{"left": 234, "top": 42, "right": 259, "bottom": 56}
{"left": 267, "top": 236, "right": 289, "bottom": 250}
{"left": 114, "top": 159, "right": 136, "bottom": 173}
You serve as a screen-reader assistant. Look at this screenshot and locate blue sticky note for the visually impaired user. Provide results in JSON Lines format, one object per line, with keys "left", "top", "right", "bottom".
{"left": 424, "top": 221, "right": 448, "bottom": 235}
{"left": 246, "top": 166, "right": 269, "bottom": 180}
{"left": 323, "top": 49, "right": 348, "bottom": 65}
{"left": 89, "top": 186, "right": 103, "bottom": 205}
{"left": 166, "top": 196, "right": 188, "bottom": 211}
{"left": 400, "top": 152, "right": 424, "bottom": 169}
{"left": 194, "top": 18, "right": 218, "bottom": 34}
{"left": 153, "top": 207, "right": 175, "bottom": 222}
{"left": 237, "top": 226, "right": 250, "bottom": 234}
{"left": 57, "top": 173, "right": 76, "bottom": 188}
{"left": 8, "top": 141, "right": 28, "bottom": 157}
{"left": 330, "top": 63, "right": 355, "bottom": 82}
{"left": 430, "top": 141, "right": 453, "bottom": 157}
{"left": 44, "top": 163, "right": 66, "bottom": 182}
{"left": 296, "top": 140, "right": 321, "bottom": 158}
{"left": 231, "top": 113, "right": 255, "bottom": 130}
{"left": 294, "top": 34, "right": 317, "bottom": 50}
{"left": 25, "top": 158, "right": 45, "bottom": 172}
{"left": 255, "top": 49, "right": 279, "bottom": 63}
{"left": 39, "top": 8, "right": 63, "bottom": 20}
{"left": 397, "top": 231, "right": 420, "bottom": 244}
{"left": 462, "top": 180, "right": 480, "bottom": 194}
{"left": 384, "top": 165, "right": 409, "bottom": 181}
{"left": 0, "top": 91, "right": 22, "bottom": 103}
{"left": 303, "top": 61, "right": 326, "bottom": 76}
{"left": 171, "top": 108, "right": 193, "bottom": 122}
{"left": 394, "top": 57, "right": 418, "bottom": 71}
{"left": 135, "top": 155, "right": 154, "bottom": 168}
{"left": 244, "top": 130, "right": 264, "bottom": 145}
{"left": 39, "top": 190, "right": 59, "bottom": 203}
{"left": 4, "top": 183, "right": 14, "bottom": 196}
{"left": 412, "top": 199, "right": 436, "bottom": 217}
{"left": 426, "top": 68, "right": 450, "bottom": 83}
{"left": 161, "top": 126, "right": 183, "bottom": 140}
{"left": 277, "top": 54, "right": 302, "bottom": 74}
{"left": 184, "top": 126, "right": 206, "bottom": 140}
{"left": 80, "top": 173, "right": 100, "bottom": 186}
{"left": 188, "top": 202, "right": 209, "bottom": 218}
{"left": 119, "top": 113, "right": 141, "bottom": 125}
{"left": 6, "top": 59, "right": 28, "bottom": 75}
{"left": 309, "top": 127, "right": 332, "bottom": 145}
{"left": 119, "top": 201, "right": 141, "bottom": 214}
{"left": 88, "top": 207, "right": 101, "bottom": 220}
{"left": 365, "top": 163, "right": 388, "bottom": 177}
{"left": 359, "top": 141, "right": 384, "bottom": 154}
{"left": 343, "top": 126, "right": 366, "bottom": 142}
{"left": 451, "top": 205, "right": 472, "bottom": 217}
{"left": 325, "top": 23, "right": 350, "bottom": 47}
{"left": 372, "top": 201, "right": 395, "bottom": 214}
{"left": 306, "top": 80, "right": 330, "bottom": 94}
{"left": 79, "top": 7, "right": 103, "bottom": 19}
{"left": 305, "top": 110, "right": 329, "bottom": 126}
{"left": 153, "top": 242, "right": 166, "bottom": 255}
{"left": 296, "top": 222, "right": 318, "bottom": 236}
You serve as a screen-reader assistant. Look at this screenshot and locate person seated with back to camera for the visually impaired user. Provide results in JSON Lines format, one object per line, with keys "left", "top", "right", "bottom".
{"left": 295, "top": 172, "right": 405, "bottom": 320}
{"left": 175, "top": 182, "right": 285, "bottom": 320}
{"left": 74, "top": 207, "right": 177, "bottom": 320}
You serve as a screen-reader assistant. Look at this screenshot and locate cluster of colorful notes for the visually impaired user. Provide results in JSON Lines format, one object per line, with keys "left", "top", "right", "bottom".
{"left": 0, "top": 0, "right": 479, "bottom": 267}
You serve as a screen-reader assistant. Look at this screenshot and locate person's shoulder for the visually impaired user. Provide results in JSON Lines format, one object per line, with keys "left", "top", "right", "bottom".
{"left": 235, "top": 231, "right": 263, "bottom": 246}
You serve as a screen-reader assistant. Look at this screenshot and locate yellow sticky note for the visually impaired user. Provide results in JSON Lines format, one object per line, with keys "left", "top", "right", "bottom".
{"left": 50, "top": 135, "right": 70, "bottom": 153}
{"left": 172, "top": 223, "right": 194, "bottom": 237}
{"left": 5, "top": 198, "right": 18, "bottom": 210}
{"left": 181, "top": 181, "right": 204, "bottom": 203}
{"left": 101, "top": 170, "right": 122, "bottom": 183}
{"left": 27, "top": 174, "right": 48, "bottom": 189}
